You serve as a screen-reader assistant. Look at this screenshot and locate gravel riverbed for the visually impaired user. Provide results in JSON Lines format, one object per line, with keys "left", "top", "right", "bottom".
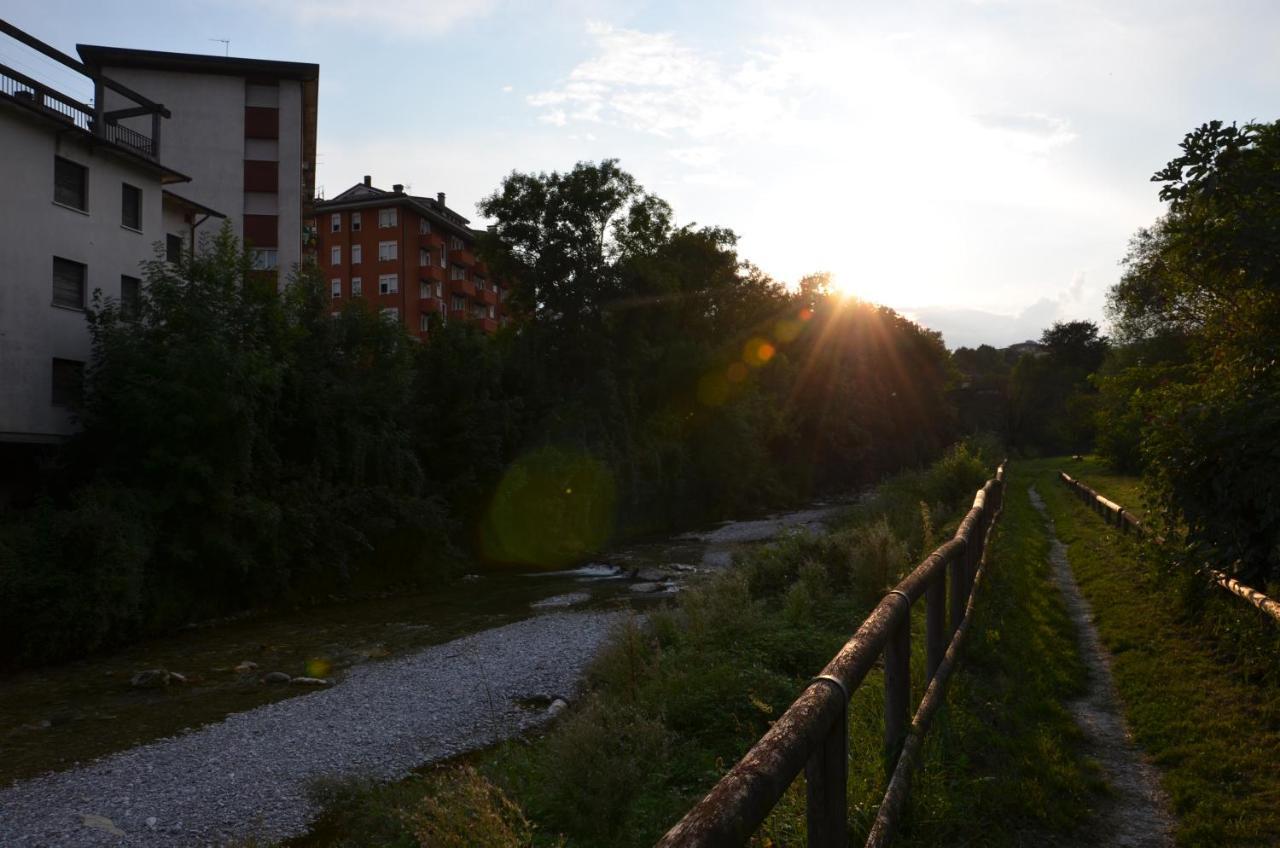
{"left": 0, "top": 610, "right": 627, "bottom": 847}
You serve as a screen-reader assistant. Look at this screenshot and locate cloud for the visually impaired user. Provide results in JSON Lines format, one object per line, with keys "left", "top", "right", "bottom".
{"left": 907, "top": 272, "right": 1098, "bottom": 349}
{"left": 245, "top": 0, "right": 495, "bottom": 37}
{"left": 527, "top": 22, "right": 805, "bottom": 141}
{"left": 972, "top": 111, "right": 1078, "bottom": 153}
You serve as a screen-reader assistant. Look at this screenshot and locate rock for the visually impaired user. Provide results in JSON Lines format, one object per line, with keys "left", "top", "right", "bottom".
{"left": 21, "top": 719, "right": 52, "bottom": 732}
{"left": 262, "top": 672, "right": 292, "bottom": 685}
{"left": 531, "top": 592, "right": 590, "bottom": 609}
{"left": 634, "top": 567, "right": 666, "bottom": 582}
{"left": 461, "top": 573, "right": 481, "bottom": 582}
{"left": 81, "top": 814, "right": 125, "bottom": 836}
{"left": 546, "top": 698, "right": 569, "bottom": 718}
{"left": 290, "top": 677, "right": 330, "bottom": 686}
{"left": 234, "top": 661, "right": 259, "bottom": 674}
{"left": 628, "top": 582, "right": 662, "bottom": 594}
{"left": 131, "top": 669, "right": 172, "bottom": 689}
{"left": 167, "top": 671, "right": 188, "bottom": 684}
{"left": 146, "top": 816, "right": 158, "bottom": 830}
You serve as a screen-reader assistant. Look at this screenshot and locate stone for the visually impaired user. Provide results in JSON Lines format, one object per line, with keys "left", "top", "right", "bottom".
{"left": 628, "top": 582, "right": 662, "bottom": 594}
{"left": 262, "top": 672, "right": 292, "bottom": 685}
{"left": 546, "top": 698, "right": 569, "bottom": 718}
{"left": 233, "top": 661, "right": 259, "bottom": 674}
{"left": 81, "top": 814, "right": 125, "bottom": 836}
{"left": 290, "top": 677, "right": 330, "bottom": 686}
{"left": 130, "top": 669, "right": 171, "bottom": 689}
{"left": 634, "top": 567, "right": 666, "bottom": 582}
{"left": 167, "top": 671, "right": 187, "bottom": 685}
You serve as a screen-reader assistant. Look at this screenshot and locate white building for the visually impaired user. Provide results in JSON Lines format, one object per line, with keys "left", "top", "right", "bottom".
{"left": 0, "top": 23, "right": 216, "bottom": 444}
{"left": 76, "top": 45, "right": 319, "bottom": 281}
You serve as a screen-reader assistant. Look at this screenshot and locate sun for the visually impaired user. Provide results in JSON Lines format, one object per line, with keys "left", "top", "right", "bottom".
{"left": 826, "top": 272, "right": 859, "bottom": 299}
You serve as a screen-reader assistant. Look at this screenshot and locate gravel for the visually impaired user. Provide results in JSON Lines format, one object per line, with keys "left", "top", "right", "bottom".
{"left": 0, "top": 610, "right": 627, "bottom": 847}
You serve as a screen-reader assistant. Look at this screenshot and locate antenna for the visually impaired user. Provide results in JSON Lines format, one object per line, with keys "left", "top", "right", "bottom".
{"left": 209, "top": 38, "right": 230, "bottom": 56}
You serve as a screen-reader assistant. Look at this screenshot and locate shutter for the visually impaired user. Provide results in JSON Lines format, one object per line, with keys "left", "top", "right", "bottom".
{"left": 52, "top": 258, "right": 85, "bottom": 308}
{"left": 54, "top": 158, "right": 86, "bottom": 209}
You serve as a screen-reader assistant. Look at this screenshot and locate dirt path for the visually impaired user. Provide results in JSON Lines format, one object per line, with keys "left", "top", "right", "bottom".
{"left": 1028, "top": 485, "right": 1175, "bottom": 848}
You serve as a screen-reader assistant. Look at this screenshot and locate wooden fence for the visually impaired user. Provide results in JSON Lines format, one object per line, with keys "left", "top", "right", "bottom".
{"left": 656, "top": 462, "right": 1007, "bottom": 848}
{"left": 1057, "top": 471, "right": 1280, "bottom": 625}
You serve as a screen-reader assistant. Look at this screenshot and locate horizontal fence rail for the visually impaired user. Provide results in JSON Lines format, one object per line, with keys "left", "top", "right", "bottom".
{"left": 656, "top": 462, "right": 1008, "bottom": 848}
{"left": 1058, "top": 471, "right": 1280, "bottom": 625}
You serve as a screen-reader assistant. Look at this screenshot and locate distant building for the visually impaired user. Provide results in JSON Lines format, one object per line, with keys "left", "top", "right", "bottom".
{"left": 76, "top": 43, "right": 319, "bottom": 283}
{"left": 0, "top": 22, "right": 223, "bottom": 443}
{"left": 313, "top": 177, "right": 509, "bottom": 339}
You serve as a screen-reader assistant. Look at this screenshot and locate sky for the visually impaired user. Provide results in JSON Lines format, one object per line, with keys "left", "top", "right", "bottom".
{"left": 6, "top": 0, "right": 1279, "bottom": 348}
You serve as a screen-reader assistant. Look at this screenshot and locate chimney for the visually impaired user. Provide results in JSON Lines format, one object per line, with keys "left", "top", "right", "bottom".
{"left": 393, "top": 183, "right": 404, "bottom": 194}
{"left": 362, "top": 175, "right": 371, "bottom": 187}
{"left": 487, "top": 224, "right": 497, "bottom": 234}
{"left": 437, "top": 191, "right": 446, "bottom": 208}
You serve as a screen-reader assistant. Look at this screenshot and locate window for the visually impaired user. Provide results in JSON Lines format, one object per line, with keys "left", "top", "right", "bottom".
{"left": 250, "top": 248, "right": 278, "bottom": 270}
{"left": 331, "top": 245, "right": 341, "bottom": 265}
{"left": 351, "top": 212, "right": 362, "bottom": 232}
{"left": 54, "top": 156, "right": 87, "bottom": 210}
{"left": 475, "top": 276, "right": 486, "bottom": 291}
{"left": 435, "top": 281, "right": 443, "bottom": 298}
{"left": 419, "top": 248, "right": 429, "bottom": 267}
{"left": 420, "top": 281, "right": 430, "bottom": 299}
{"left": 381, "top": 306, "right": 399, "bottom": 322}
{"left": 50, "top": 358, "right": 84, "bottom": 408}
{"left": 166, "top": 234, "right": 183, "bottom": 263}
{"left": 451, "top": 295, "right": 466, "bottom": 311}
{"left": 419, "top": 312, "right": 429, "bottom": 332}
{"left": 448, "top": 235, "right": 464, "bottom": 250}
{"left": 378, "top": 241, "right": 398, "bottom": 261}
{"left": 450, "top": 264, "right": 466, "bottom": 281}
{"left": 52, "top": 257, "right": 85, "bottom": 309}
{"left": 351, "top": 276, "right": 363, "bottom": 296}
{"left": 379, "top": 273, "right": 398, "bottom": 294}
{"left": 494, "top": 283, "right": 502, "bottom": 301}
{"left": 439, "top": 246, "right": 447, "bottom": 268}
{"left": 331, "top": 278, "right": 341, "bottom": 299}
{"left": 120, "top": 275, "right": 141, "bottom": 317}
{"left": 488, "top": 304, "right": 496, "bottom": 319}
{"left": 121, "top": 183, "right": 142, "bottom": 230}
{"left": 352, "top": 244, "right": 362, "bottom": 264}
{"left": 331, "top": 213, "right": 341, "bottom": 232}
{"left": 419, "top": 218, "right": 431, "bottom": 235}
{"left": 378, "top": 208, "right": 397, "bottom": 228}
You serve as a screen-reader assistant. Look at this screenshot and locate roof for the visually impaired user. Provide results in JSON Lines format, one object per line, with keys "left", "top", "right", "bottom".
{"left": 76, "top": 44, "right": 318, "bottom": 81}
{"left": 162, "top": 189, "right": 225, "bottom": 218}
{"left": 315, "top": 182, "right": 475, "bottom": 237}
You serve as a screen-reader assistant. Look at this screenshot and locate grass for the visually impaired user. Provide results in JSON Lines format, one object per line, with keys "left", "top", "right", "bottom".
{"left": 1026, "top": 457, "right": 1280, "bottom": 846}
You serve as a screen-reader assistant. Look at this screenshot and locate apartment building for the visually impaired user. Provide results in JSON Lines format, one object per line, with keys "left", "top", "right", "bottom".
{"left": 0, "top": 22, "right": 221, "bottom": 443}
{"left": 76, "top": 44, "right": 319, "bottom": 283}
{"left": 314, "top": 177, "right": 509, "bottom": 339}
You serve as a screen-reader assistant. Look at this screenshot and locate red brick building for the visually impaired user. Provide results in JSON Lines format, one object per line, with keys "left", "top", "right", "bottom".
{"left": 313, "top": 177, "right": 508, "bottom": 338}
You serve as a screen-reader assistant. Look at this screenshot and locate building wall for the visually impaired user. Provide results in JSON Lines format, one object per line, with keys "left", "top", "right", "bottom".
{"left": 101, "top": 70, "right": 245, "bottom": 246}
{"left": 0, "top": 108, "right": 164, "bottom": 441}
{"left": 100, "top": 69, "right": 307, "bottom": 280}
{"left": 317, "top": 200, "right": 505, "bottom": 339}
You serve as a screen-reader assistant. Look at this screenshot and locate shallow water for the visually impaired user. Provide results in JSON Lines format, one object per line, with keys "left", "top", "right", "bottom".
{"left": 0, "top": 502, "right": 844, "bottom": 786}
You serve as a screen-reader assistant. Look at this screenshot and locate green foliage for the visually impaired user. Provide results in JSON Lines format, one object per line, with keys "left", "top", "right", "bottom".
{"left": 1107, "top": 119, "right": 1280, "bottom": 584}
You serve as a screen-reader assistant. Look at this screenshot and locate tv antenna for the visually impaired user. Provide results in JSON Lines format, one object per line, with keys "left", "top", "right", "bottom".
{"left": 209, "top": 38, "right": 230, "bottom": 56}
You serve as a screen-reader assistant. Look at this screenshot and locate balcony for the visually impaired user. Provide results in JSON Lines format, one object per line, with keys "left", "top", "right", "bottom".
{"left": 419, "top": 296, "right": 442, "bottom": 312}
{"left": 449, "top": 246, "right": 476, "bottom": 266}
{"left": 450, "top": 278, "right": 476, "bottom": 298}
{"left": 479, "top": 288, "right": 498, "bottom": 306}
{"left": 420, "top": 264, "right": 444, "bottom": 281}
{"left": 478, "top": 317, "right": 499, "bottom": 334}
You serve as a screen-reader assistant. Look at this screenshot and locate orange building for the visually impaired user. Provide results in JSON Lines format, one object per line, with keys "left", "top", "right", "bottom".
{"left": 313, "top": 177, "right": 508, "bottom": 338}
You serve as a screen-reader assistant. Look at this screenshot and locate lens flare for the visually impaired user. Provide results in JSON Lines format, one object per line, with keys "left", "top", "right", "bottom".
{"left": 697, "top": 371, "right": 731, "bottom": 406}
{"left": 726, "top": 362, "right": 749, "bottom": 383}
{"left": 743, "top": 337, "right": 776, "bottom": 367}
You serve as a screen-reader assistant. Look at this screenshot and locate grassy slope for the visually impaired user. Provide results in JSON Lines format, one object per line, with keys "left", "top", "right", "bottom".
{"left": 1028, "top": 457, "right": 1280, "bottom": 847}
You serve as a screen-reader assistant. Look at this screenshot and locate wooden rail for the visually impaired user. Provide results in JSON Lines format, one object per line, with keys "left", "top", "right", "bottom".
{"left": 1057, "top": 471, "right": 1280, "bottom": 625}
{"left": 656, "top": 462, "right": 1007, "bottom": 848}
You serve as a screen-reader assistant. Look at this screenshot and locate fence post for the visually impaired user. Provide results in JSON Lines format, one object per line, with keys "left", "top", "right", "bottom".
{"left": 884, "top": 601, "right": 911, "bottom": 773}
{"left": 805, "top": 702, "right": 848, "bottom": 848}
{"left": 926, "top": 568, "right": 946, "bottom": 680}
{"left": 949, "top": 543, "right": 966, "bottom": 637}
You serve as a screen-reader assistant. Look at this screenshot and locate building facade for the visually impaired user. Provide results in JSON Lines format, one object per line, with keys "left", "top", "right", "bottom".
{"left": 76, "top": 45, "right": 319, "bottom": 284}
{"left": 314, "top": 178, "right": 509, "bottom": 339}
{"left": 0, "top": 23, "right": 211, "bottom": 443}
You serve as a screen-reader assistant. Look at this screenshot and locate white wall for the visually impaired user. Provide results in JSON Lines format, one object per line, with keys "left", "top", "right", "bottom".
{"left": 102, "top": 69, "right": 246, "bottom": 244}
{"left": 0, "top": 108, "right": 164, "bottom": 441}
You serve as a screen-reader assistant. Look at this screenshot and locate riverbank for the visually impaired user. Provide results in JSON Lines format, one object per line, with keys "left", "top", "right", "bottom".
{"left": 0, "top": 611, "right": 624, "bottom": 847}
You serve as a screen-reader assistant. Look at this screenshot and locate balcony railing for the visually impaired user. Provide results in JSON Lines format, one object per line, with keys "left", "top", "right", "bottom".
{"left": 450, "top": 278, "right": 476, "bottom": 298}
{"left": 0, "top": 61, "right": 157, "bottom": 159}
